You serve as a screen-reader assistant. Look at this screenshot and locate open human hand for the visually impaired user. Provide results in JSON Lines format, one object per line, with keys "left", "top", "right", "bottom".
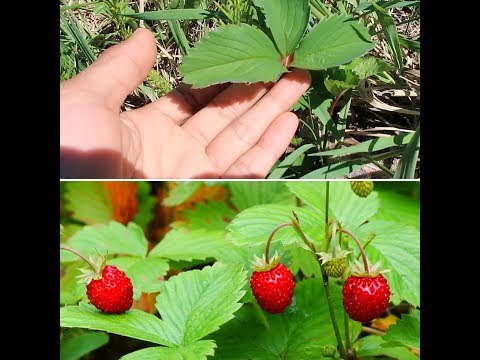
{"left": 60, "top": 28, "right": 311, "bottom": 179}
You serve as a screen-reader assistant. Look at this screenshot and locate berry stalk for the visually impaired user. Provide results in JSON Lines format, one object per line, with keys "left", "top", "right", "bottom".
{"left": 264, "top": 223, "right": 293, "bottom": 263}
{"left": 60, "top": 244, "right": 98, "bottom": 271}
{"left": 337, "top": 229, "right": 369, "bottom": 274}
{"left": 290, "top": 212, "right": 318, "bottom": 254}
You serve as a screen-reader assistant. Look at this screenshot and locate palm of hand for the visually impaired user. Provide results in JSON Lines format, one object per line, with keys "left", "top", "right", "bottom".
{"left": 60, "top": 29, "right": 310, "bottom": 179}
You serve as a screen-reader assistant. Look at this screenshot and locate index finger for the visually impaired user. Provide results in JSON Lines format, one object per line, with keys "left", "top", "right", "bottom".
{"left": 138, "top": 82, "right": 230, "bottom": 125}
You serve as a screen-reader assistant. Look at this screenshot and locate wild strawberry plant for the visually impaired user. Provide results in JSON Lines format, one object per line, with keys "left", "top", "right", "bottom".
{"left": 60, "top": 181, "right": 419, "bottom": 359}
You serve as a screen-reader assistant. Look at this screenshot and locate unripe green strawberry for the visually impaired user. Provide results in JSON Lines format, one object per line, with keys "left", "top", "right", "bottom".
{"left": 318, "top": 247, "right": 351, "bottom": 278}
{"left": 350, "top": 181, "right": 374, "bottom": 198}
{"left": 323, "top": 258, "right": 347, "bottom": 278}
{"left": 342, "top": 273, "right": 390, "bottom": 322}
{"left": 321, "top": 345, "right": 337, "bottom": 357}
{"left": 250, "top": 253, "right": 295, "bottom": 314}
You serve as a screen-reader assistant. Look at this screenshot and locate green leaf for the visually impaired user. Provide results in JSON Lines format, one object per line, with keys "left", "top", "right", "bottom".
{"left": 122, "top": 8, "right": 218, "bottom": 21}
{"left": 181, "top": 201, "right": 237, "bottom": 231}
{"left": 109, "top": 257, "right": 170, "bottom": 295}
{"left": 394, "top": 125, "right": 420, "bottom": 179}
{"left": 228, "top": 182, "right": 295, "bottom": 211}
{"left": 163, "top": 182, "right": 202, "bottom": 206}
{"left": 133, "top": 181, "right": 156, "bottom": 231}
{"left": 399, "top": 35, "right": 420, "bottom": 52}
{"left": 286, "top": 245, "right": 322, "bottom": 278}
{"left": 287, "top": 182, "right": 379, "bottom": 231}
{"left": 309, "top": 132, "right": 413, "bottom": 157}
{"left": 149, "top": 229, "right": 228, "bottom": 262}
{"left": 291, "top": 15, "right": 373, "bottom": 70}
{"left": 356, "top": 335, "right": 418, "bottom": 360}
{"left": 180, "top": 24, "right": 286, "bottom": 88}
{"left": 345, "top": 56, "right": 394, "bottom": 79}
{"left": 60, "top": 304, "right": 171, "bottom": 346}
{"left": 263, "top": 0, "right": 310, "bottom": 57}
{"left": 63, "top": 182, "right": 113, "bottom": 224}
{"left": 383, "top": 309, "right": 420, "bottom": 350}
{"left": 60, "top": 330, "right": 109, "bottom": 360}
{"left": 267, "top": 144, "right": 316, "bottom": 179}
{"left": 211, "top": 278, "right": 360, "bottom": 359}
{"left": 354, "top": 1, "right": 420, "bottom": 13}
{"left": 355, "top": 221, "right": 420, "bottom": 306}
{"left": 154, "top": 262, "right": 247, "bottom": 346}
{"left": 369, "top": 0, "right": 403, "bottom": 70}
{"left": 226, "top": 205, "right": 324, "bottom": 248}
{"left": 121, "top": 340, "right": 216, "bottom": 360}
{"left": 372, "top": 189, "right": 419, "bottom": 229}
{"left": 60, "top": 261, "right": 87, "bottom": 305}
{"left": 324, "top": 78, "right": 357, "bottom": 97}
{"left": 60, "top": 222, "right": 148, "bottom": 262}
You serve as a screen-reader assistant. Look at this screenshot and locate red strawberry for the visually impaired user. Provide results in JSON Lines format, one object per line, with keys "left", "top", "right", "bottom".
{"left": 250, "top": 262, "right": 295, "bottom": 314}
{"left": 86, "top": 265, "right": 133, "bottom": 314}
{"left": 342, "top": 273, "right": 390, "bottom": 322}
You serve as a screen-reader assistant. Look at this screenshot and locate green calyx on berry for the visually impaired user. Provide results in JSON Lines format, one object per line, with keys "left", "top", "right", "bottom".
{"left": 250, "top": 251, "right": 281, "bottom": 272}
{"left": 350, "top": 181, "right": 374, "bottom": 198}
{"left": 76, "top": 252, "right": 107, "bottom": 284}
{"left": 348, "top": 259, "right": 390, "bottom": 278}
{"left": 318, "top": 247, "right": 351, "bottom": 278}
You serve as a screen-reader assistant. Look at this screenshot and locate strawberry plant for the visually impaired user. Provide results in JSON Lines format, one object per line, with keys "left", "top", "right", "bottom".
{"left": 60, "top": 181, "right": 420, "bottom": 359}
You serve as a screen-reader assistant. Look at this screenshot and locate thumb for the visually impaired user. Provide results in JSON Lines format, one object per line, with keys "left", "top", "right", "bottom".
{"left": 69, "top": 28, "right": 157, "bottom": 109}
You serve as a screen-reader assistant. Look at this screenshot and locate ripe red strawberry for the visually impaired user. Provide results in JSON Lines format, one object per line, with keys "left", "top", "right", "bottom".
{"left": 250, "top": 262, "right": 295, "bottom": 314}
{"left": 86, "top": 265, "right": 133, "bottom": 314}
{"left": 342, "top": 273, "right": 390, "bottom": 322}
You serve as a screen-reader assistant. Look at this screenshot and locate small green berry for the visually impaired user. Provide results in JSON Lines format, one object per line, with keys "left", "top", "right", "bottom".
{"left": 321, "top": 344, "right": 337, "bottom": 357}
{"left": 350, "top": 181, "right": 374, "bottom": 198}
{"left": 323, "top": 258, "right": 347, "bottom": 278}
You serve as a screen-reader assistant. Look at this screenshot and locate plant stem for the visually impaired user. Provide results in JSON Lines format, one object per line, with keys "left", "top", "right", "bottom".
{"left": 320, "top": 264, "right": 347, "bottom": 358}
{"left": 344, "top": 310, "right": 351, "bottom": 351}
{"left": 290, "top": 213, "right": 318, "bottom": 254}
{"left": 330, "top": 221, "right": 337, "bottom": 256}
{"left": 264, "top": 223, "right": 293, "bottom": 263}
{"left": 337, "top": 229, "right": 369, "bottom": 273}
{"left": 325, "top": 182, "right": 330, "bottom": 231}
{"left": 317, "top": 182, "right": 347, "bottom": 359}
{"left": 60, "top": 244, "right": 97, "bottom": 271}
{"left": 361, "top": 326, "right": 386, "bottom": 336}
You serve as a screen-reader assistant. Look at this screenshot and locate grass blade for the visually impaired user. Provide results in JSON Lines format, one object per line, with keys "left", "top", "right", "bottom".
{"left": 369, "top": 0, "right": 403, "bottom": 71}
{"left": 394, "top": 125, "right": 420, "bottom": 179}
{"left": 337, "top": 90, "right": 352, "bottom": 142}
{"left": 301, "top": 158, "right": 365, "bottom": 179}
{"left": 309, "top": 132, "right": 413, "bottom": 157}
{"left": 60, "top": 13, "right": 96, "bottom": 64}
{"left": 122, "top": 8, "right": 219, "bottom": 21}
{"left": 399, "top": 35, "right": 420, "bottom": 52}
{"left": 168, "top": 20, "right": 190, "bottom": 55}
{"left": 268, "top": 144, "right": 316, "bottom": 179}
{"left": 354, "top": 1, "right": 420, "bottom": 13}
